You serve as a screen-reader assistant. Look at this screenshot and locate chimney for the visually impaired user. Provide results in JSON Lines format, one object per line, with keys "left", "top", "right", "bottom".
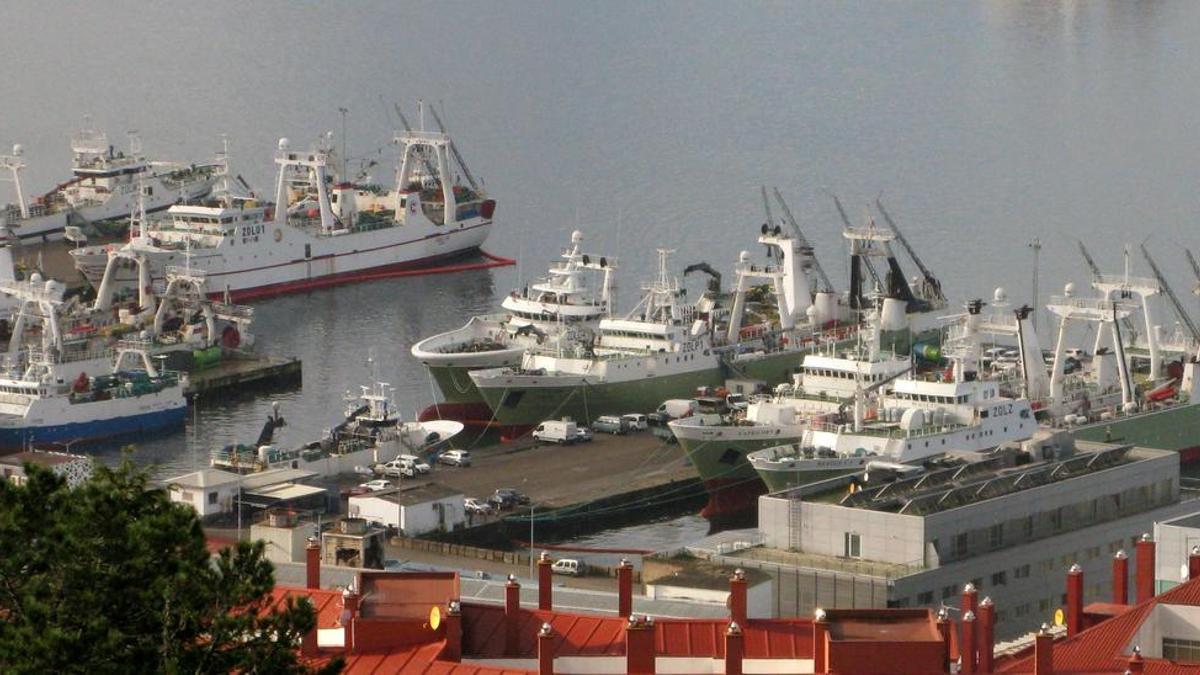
{"left": 538, "top": 622, "right": 555, "bottom": 675}
{"left": 729, "top": 568, "right": 748, "bottom": 627}
{"left": 1113, "top": 549, "right": 1129, "bottom": 605}
{"left": 443, "top": 600, "right": 462, "bottom": 662}
{"left": 961, "top": 611, "right": 977, "bottom": 675}
{"left": 341, "top": 584, "right": 359, "bottom": 656}
{"left": 1066, "top": 564, "right": 1084, "bottom": 637}
{"left": 725, "top": 621, "right": 744, "bottom": 675}
{"left": 538, "top": 552, "right": 554, "bottom": 611}
{"left": 305, "top": 537, "right": 321, "bottom": 589}
{"left": 505, "top": 574, "right": 522, "bottom": 657}
{"left": 1189, "top": 546, "right": 1200, "bottom": 582}
{"left": 961, "top": 582, "right": 979, "bottom": 666}
{"left": 936, "top": 608, "right": 952, "bottom": 673}
{"left": 1127, "top": 645, "right": 1144, "bottom": 674}
{"left": 624, "top": 615, "right": 656, "bottom": 675}
{"left": 1135, "top": 533, "right": 1155, "bottom": 604}
{"left": 978, "top": 597, "right": 995, "bottom": 674}
{"left": 1034, "top": 624, "right": 1054, "bottom": 675}
{"left": 812, "top": 608, "right": 829, "bottom": 674}
{"left": 618, "top": 558, "right": 634, "bottom": 618}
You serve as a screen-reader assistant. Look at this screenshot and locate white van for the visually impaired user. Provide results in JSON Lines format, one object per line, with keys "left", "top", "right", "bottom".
{"left": 621, "top": 413, "right": 648, "bottom": 431}
{"left": 398, "top": 454, "right": 431, "bottom": 474}
{"left": 533, "top": 419, "right": 579, "bottom": 445}
{"left": 551, "top": 558, "right": 585, "bottom": 576}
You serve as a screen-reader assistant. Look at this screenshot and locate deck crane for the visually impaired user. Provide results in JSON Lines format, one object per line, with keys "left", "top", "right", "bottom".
{"left": 1185, "top": 248, "right": 1200, "bottom": 298}
{"left": 759, "top": 185, "right": 779, "bottom": 260}
{"left": 874, "top": 199, "right": 945, "bottom": 303}
{"left": 683, "top": 262, "right": 722, "bottom": 295}
{"left": 774, "top": 187, "right": 834, "bottom": 293}
{"left": 1140, "top": 243, "right": 1200, "bottom": 344}
{"left": 1077, "top": 241, "right": 1103, "bottom": 281}
{"left": 392, "top": 103, "right": 439, "bottom": 177}
{"left": 828, "top": 192, "right": 883, "bottom": 304}
{"left": 429, "top": 105, "right": 481, "bottom": 192}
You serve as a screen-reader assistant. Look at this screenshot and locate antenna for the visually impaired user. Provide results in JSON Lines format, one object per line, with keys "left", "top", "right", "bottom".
{"left": 1029, "top": 237, "right": 1041, "bottom": 335}
{"left": 338, "top": 107, "right": 349, "bottom": 182}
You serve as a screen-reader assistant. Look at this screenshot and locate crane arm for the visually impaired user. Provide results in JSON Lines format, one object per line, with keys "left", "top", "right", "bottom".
{"left": 1077, "top": 240, "right": 1102, "bottom": 281}
{"left": 1140, "top": 243, "right": 1200, "bottom": 342}
{"left": 874, "top": 199, "right": 944, "bottom": 302}
{"left": 428, "top": 105, "right": 481, "bottom": 192}
{"left": 1186, "top": 248, "right": 1200, "bottom": 283}
{"left": 774, "top": 187, "right": 834, "bottom": 292}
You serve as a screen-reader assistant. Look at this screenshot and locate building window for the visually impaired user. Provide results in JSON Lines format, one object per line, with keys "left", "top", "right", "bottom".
{"left": 942, "top": 585, "right": 956, "bottom": 600}
{"left": 844, "top": 532, "right": 861, "bottom": 559}
{"left": 208, "top": 491, "right": 218, "bottom": 505}
{"left": 992, "top": 571, "right": 1007, "bottom": 586}
{"left": 989, "top": 523, "right": 1004, "bottom": 549}
{"left": 918, "top": 591, "right": 934, "bottom": 605}
{"left": 1022, "top": 515, "right": 1034, "bottom": 538}
{"left": 1051, "top": 507, "right": 1063, "bottom": 532}
{"left": 954, "top": 533, "right": 969, "bottom": 557}
{"left": 1015, "top": 564, "right": 1031, "bottom": 579}
{"left": 1163, "top": 637, "right": 1200, "bottom": 663}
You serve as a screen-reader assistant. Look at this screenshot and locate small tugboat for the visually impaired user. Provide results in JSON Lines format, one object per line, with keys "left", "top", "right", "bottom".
{"left": 71, "top": 106, "right": 497, "bottom": 301}
{"left": 0, "top": 123, "right": 217, "bottom": 241}
{"left": 0, "top": 342, "right": 187, "bottom": 450}
{"left": 210, "top": 378, "right": 462, "bottom": 476}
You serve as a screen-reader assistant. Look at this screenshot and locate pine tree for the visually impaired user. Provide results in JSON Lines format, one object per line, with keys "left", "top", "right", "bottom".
{"left": 0, "top": 455, "right": 342, "bottom": 674}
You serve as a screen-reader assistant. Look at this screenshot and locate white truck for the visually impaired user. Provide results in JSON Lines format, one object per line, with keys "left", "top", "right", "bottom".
{"left": 655, "top": 399, "right": 697, "bottom": 420}
{"left": 532, "top": 419, "right": 579, "bottom": 445}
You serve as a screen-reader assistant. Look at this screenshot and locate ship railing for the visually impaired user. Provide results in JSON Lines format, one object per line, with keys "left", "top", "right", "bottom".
{"left": 805, "top": 418, "right": 969, "bottom": 439}
{"left": 164, "top": 265, "right": 207, "bottom": 281}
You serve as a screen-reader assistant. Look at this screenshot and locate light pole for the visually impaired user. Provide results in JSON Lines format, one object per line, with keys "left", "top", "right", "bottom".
{"left": 1029, "top": 237, "right": 1042, "bottom": 335}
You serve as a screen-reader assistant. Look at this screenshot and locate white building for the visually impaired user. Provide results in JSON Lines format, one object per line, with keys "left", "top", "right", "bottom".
{"left": 348, "top": 483, "right": 466, "bottom": 536}
{"left": 165, "top": 467, "right": 323, "bottom": 518}
{"left": 0, "top": 451, "right": 93, "bottom": 488}
{"left": 166, "top": 468, "right": 243, "bottom": 517}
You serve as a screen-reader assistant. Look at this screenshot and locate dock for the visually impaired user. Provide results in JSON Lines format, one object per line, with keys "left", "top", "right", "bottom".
{"left": 184, "top": 356, "right": 302, "bottom": 398}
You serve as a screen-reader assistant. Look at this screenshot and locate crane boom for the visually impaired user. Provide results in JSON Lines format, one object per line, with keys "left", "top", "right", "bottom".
{"left": 1186, "top": 248, "right": 1200, "bottom": 282}
{"left": 828, "top": 192, "right": 882, "bottom": 294}
{"left": 1077, "top": 241, "right": 1102, "bottom": 281}
{"left": 428, "top": 105, "right": 480, "bottom": 192}
{"left": 874, "top": 199, "right": 944, "bottom": 302}
{"left": 1140, "top": 243, "right": 1200, "bottom": 342}
{"left": 774, "top": 187, "right": 833, "bottom": 292}
{"left": 760, "top": 185, "right": 775, "bottom": 231}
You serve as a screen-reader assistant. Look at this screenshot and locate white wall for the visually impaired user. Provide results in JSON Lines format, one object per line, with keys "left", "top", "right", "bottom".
{"left": 170, "top": 484, "right": 238, "bottom": 517}
{"left": 348, "top": 495, "right": 401, "bottom": 528}
{"left": 401, "top": 496, "right": 466, "bottom": 535}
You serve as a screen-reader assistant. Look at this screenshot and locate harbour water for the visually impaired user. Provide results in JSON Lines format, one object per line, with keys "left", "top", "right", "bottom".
{"left": 4, "top": 2, "right": 1200, "bottom": 481}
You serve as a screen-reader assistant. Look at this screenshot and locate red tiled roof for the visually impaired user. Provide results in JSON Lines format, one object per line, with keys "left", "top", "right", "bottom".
{"left": 310, "top": 642, "right": 529, "bottom": 675}
{"left": 268, "top": 587, "right": 344, "bottom": 629}
{"left": 461, "top": 604, "right": 812, "bottom": 660}
{"left": 997, "top": 577, "right": 1200, "bottom": 674}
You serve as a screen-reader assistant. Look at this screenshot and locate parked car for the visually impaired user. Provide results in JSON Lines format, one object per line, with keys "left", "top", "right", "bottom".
{"left": 438, "top": 449, "right": 472, "bottom": 467}
{"left": 398, "top": 454, "right": 431, "bottom": 474}
{"left": 358, "top": 479, "right": 394, "bottom": 492}
{"left": 377, "top": 459, "right": 416, "bottom": 479}
{"left": 592, "top": 415, "right": 627, "bottom": 434}
{"left": 489, "top": 488, "right": 531, "bottom": 509}
{"left": 621, "top": 413, "right": 648, "bottom": 431}
{"left": 464, "top": 497, "right": 495, "bottom": 515}
{"left": 551, "top": 558, "right": 585, "bottom": 576}
{"left": 532, "top": 419, "right": 578, "bottom": 445}
{"left": 574, "top": 426, "right": 594, "bottom": 443}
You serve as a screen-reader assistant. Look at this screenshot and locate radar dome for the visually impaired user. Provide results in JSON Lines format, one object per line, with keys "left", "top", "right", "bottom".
{"left": 571, "top": 230, "right": 583, "bottom": 244}
{"left": 11, "top": 144, "right": 22, "bottom": 156}
{"left": 739, "top": 250, "right": 750, "bottom": 263}
{"left": 29, "top": 272, "right": 43, "bottom": 283}
{"left": 278, "top": 138, "right": 290, "bottom": 150}
{"left": 1064, "top": 282, "right": 1076, "bottom": 297}
{"left": 993, "top": 287, "right": 1007, "bottom": 303}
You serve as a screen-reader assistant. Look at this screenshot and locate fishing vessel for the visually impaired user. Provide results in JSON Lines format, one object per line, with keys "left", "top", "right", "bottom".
{"left": 411, "top": 229, "right": 615, "bottom": 426}
{"left": 747, "top": 300, "right": 1040, "bottom": 494}
{"left": 0, "top": 343, "right": 187, "bottom": 450}
{"left": 469, "top": 197, "right": 946, "bottom": 435}
{"left": 670, "top": 303, "right": 915, "bottom": 519}
{"left": 0, "top": 124, "right": 216, "bottom": 240}
{"left": 470, "top": 248, "right": 721, "bottom": 429}
{"left": 210, "top": 380, "right": 462, "bottom": 476}
{"left": 70, "top": 120, "right": 496, "bottom": 302}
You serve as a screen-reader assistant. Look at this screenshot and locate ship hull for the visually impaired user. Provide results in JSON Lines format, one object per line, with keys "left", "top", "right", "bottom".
{"left": 754, "top": 460, "right": 869, "bottom": 493}
{"left": 0, "top": 403, "right": 187, "bottom": 450}
{"left": 475, "top": 367, "right": 723, "bottom": 428}
{"left": 674, "top": 427, "right": 803, "bottom": 518}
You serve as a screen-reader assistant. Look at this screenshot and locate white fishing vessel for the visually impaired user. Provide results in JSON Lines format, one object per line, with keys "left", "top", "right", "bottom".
{"left": 470, "top": 248, "right": 722, "bottom": 429}
{"left": 411, "top": 229, "right": 615, "bottom": 419}
{"left": 0, "top": 124, "right": 217, "bottom": 240}
{"left": 0, "top": 342, "right": 187, "bottom": 450}
{"left": 747, "top": 299, "right": 1040, "bottom": 493}
{"left": 70, "top": 116, "right": 496, "bottom": 301}
{"left": 210, "top": 380, "right": 462, "bottom": 476}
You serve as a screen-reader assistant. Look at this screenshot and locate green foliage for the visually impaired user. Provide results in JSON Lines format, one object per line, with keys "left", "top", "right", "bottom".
{"left": 0, "top": 454, "right": 342, "bottom": 674}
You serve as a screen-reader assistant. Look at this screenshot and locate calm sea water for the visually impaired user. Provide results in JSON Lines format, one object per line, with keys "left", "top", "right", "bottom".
{"left": 1, "top": 2, "right": 1199, "bottom": 475}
